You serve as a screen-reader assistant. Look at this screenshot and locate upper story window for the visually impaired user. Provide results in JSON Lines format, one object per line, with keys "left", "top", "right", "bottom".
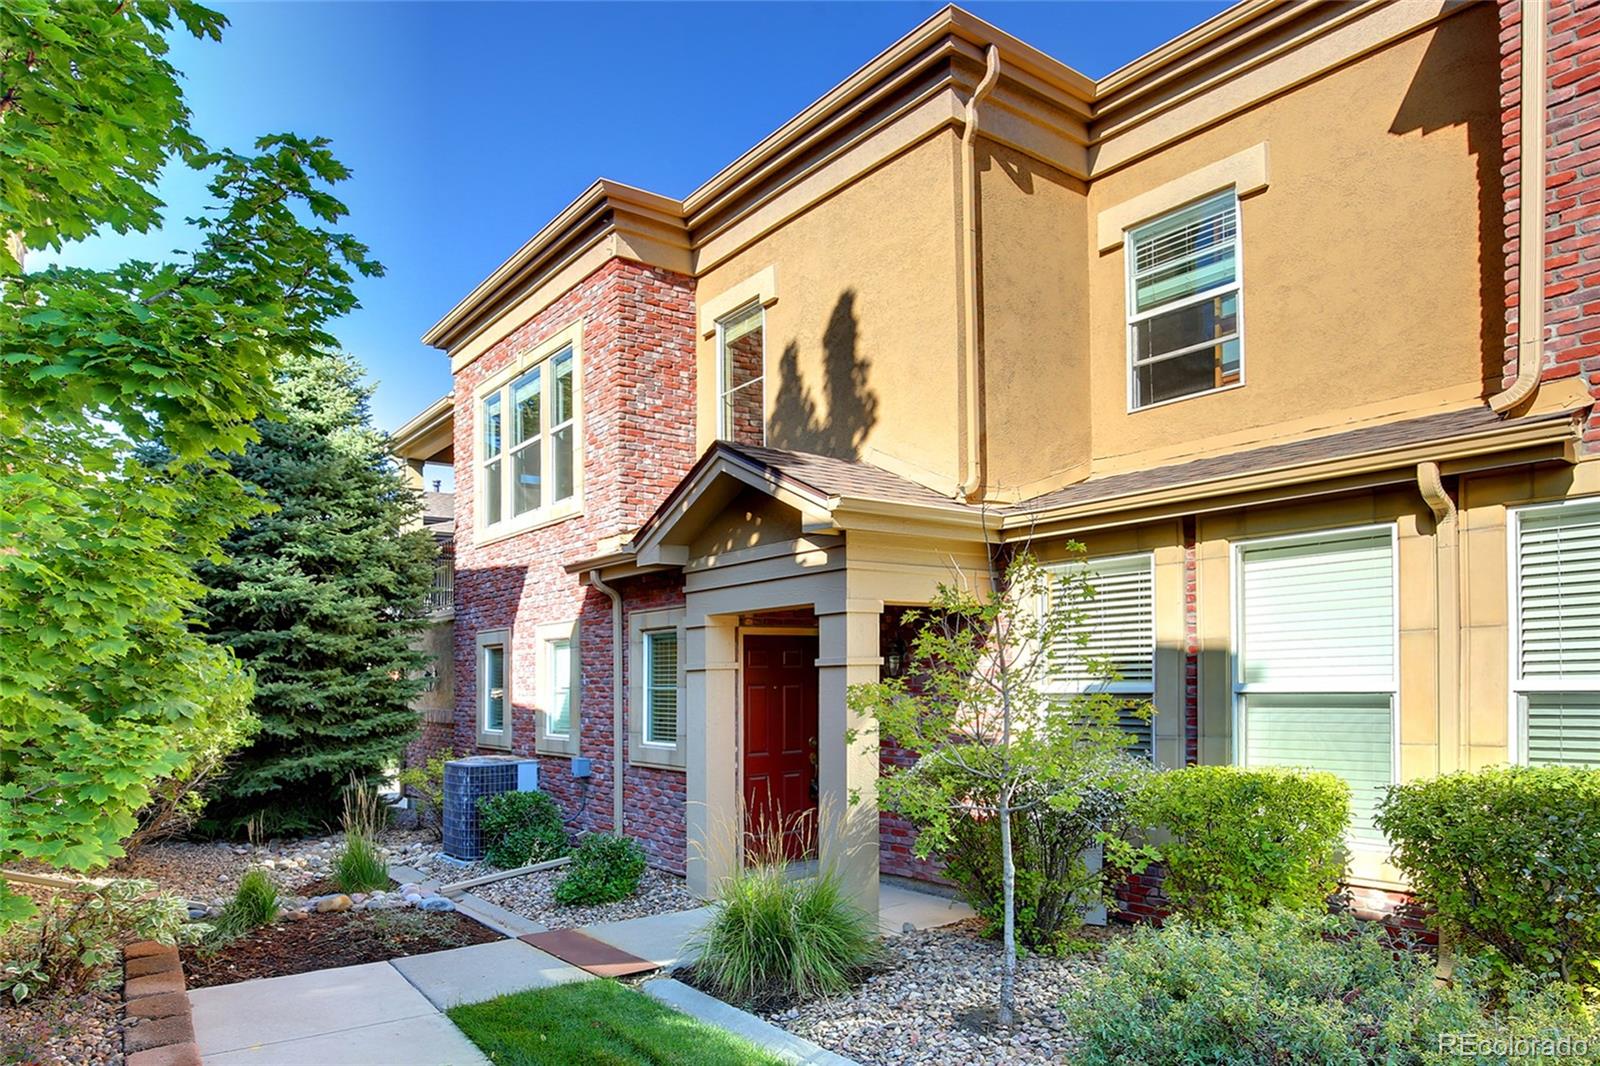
{"left": 716, "top": 302, "right": 765, "bottom": 446}
{"left": 1127, "top": 190, "right": 1242, "bottom": 410}
{"left": 477, "top": 340, "right": 579, "bottom": 536}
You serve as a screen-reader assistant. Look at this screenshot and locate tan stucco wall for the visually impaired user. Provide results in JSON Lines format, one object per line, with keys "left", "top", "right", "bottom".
{"left": 688, "top": 486, "right": 803, "bottom": 561}
{"left": 1083, "top": 6, "right": 1502, "bottom": 477}
{"left": 978, "top": 143, "right": 1092, "bottom": 497}
{"left": 693, "top": 132, "right": 964, "bottom": 486}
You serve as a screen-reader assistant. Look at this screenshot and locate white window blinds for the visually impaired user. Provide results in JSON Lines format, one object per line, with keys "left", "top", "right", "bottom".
{"left": 644, "top": 629, "right": 679, "bottom": 745}
{"left": 1513, "top": 501, "right": 1600, "bottom": 767}
{"left": 1237, "top": 530, "right": 1395, "bottom": 849}
{"left": 1048, "top": 554, "right": 1155, "bottom": 756}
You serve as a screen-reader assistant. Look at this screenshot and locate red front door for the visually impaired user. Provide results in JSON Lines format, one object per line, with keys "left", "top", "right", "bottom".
{"left": 742, "top": 634, "right": 819, "bottom": 861}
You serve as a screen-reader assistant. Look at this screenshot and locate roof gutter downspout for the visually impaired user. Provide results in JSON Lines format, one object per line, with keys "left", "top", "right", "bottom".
{"left": 589, "top": 569, "right": 625, "bottom": 834}
{"left": 957, "top": 45, "right": 1001, "bottom": 501}
{"left": 1490, "top": 0, "right": 1548, "bottom": 415}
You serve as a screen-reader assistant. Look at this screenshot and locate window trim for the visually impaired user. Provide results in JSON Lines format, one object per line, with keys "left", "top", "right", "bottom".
{"left": 473, "top": 322, "right": 583, "bottom": 544}
{"left": 1124, "top": 189, "right": 1246, "bottom": 414}
{"left": 629, "top": 606, "right": 687, "bottom": 771}
{"left": 535, "top": 619, "right": 581, "bottom": 757}
{"left": 1506, "top": 497, "right": 1600, "bottom": 766}
{"left": 475, "top": 628, "right": 511, "bottom": 750}
{"left": 714, "top": 301, "right": 765, "bottom": 445}
{"left": 1229, "top": 523, "right": 1400, "bottom": 852}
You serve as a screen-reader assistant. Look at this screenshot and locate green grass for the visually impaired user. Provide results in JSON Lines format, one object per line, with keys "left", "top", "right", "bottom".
{"left": 446, "top": 980, "right": 789, "bottom": 1066}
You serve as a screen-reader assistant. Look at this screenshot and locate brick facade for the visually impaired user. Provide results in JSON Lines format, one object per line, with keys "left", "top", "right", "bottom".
{"left": 449, "top": 257, "right": 697, "bottom": 871}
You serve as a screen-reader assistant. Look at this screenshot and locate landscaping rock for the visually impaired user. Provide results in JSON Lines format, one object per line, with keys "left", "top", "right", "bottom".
{"left": 313, "top": 894, "right": 353, "bottom": 913}
{"left": 417, "top": 895, "right": 455, "bottom": 912}
{"left": 470, "top": 864, "right": 701, "bottom": 928}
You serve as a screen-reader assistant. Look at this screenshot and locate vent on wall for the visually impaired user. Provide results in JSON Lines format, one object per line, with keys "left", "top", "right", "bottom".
{"left": 442, "top": 755, "right": 538, "bottom": 860}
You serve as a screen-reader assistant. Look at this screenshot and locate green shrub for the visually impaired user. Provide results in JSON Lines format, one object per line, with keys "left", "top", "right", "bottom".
{"left": 694, "top": 861, "right": 878, "bottom": 1008}
{"left": 1119, "top": 765, "right": 1349, "bottom": 924}
{"left": 332, "top": 778, "right": 390, "bottom": 893}
{"left": 1061, "top": 907, "right": 1596, "bottom": 1066}
{"left": 209, "top": 867, "right": 280, "bottom": 942}
{"left": 478, "top": 790, "right": 568, "bottom": 869}
{"left": 944, "top": 758, "right": 1147, "bottom": 951}
{"left": 397, "top": 749, "right": 455, "bottom": 841}
{"left": 554, "top": 834, "right": 646, "bottom": 906}
{"left": 1376, "top": 765, "right": 1600, "bottom": 986}
{"left": 0, "top": 880, "right": 189, "bottom": 1002}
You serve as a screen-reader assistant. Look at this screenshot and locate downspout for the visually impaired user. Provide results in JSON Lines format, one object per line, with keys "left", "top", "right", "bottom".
{"left": 590, "top": 569, "right": 625, "bottom": 835}
{"left": 957, "top": 45, "right": 1002, "bottom": 501}
{"left": 1419, "top": 459, "right": 1463, "bottom": 778}
{"left": 1489, "top": 0, "right": 1548, "bottom": 414}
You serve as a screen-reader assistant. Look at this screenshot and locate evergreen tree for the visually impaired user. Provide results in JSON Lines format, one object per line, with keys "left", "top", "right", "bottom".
{"left": 200, "top": 351, "right": 438, "bottom": 835}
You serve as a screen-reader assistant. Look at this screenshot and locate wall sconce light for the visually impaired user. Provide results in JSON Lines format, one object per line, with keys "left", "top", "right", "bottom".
{"left": 884, "top": 637, "right": 908, "bottom": 678}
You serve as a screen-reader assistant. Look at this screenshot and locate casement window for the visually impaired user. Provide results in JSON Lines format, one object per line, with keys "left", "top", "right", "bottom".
{"left": 1234, "top": 528, "right": 1396, "bottom": 850}
{"left": 716, "top": 302, "right": 765, "bottom": 446}
{"left": 1046, "top": 554, "right": 1156, "bottom": 758}
{"left": 477, "top": 336, "right": 580, "bottom": 536}
{"left": 1511, "top": 500, "right": 1600, "bottom": 767}
{"left": 535, "top": 620, "right": 581, "bottom": 757}
{"left": 1126, "top": 190, "right": 1242, "bottom": 410}
{"left": 476, "top": 629, "right": 511, "bottom": 749}
{"left": 643, "top": 630, "right": 679, "bottom": 746}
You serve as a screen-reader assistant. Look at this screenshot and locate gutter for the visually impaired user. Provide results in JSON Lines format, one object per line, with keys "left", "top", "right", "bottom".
{"left": 1490, "top": 0, "right": 1548, "bottom": 415}
{"left": 957, "top": 45, "right": 1001, "bottom": 503}
{"left": 589, "top": 569, "right": 626, "bottom": 834}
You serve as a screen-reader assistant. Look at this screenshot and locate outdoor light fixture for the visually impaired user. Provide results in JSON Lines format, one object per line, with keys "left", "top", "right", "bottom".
{"left": 884, "top": 637, "right": 908, "bottom": 678}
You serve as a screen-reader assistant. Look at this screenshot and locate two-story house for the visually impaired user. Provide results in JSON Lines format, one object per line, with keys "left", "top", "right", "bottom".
{"left": 392, "top": 0, "right": 1599, "bottom": 919}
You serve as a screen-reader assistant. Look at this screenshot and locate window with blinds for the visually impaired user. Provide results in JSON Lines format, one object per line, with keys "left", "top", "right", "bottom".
{"left": 1513, "top": 501, "right": 1600, "bottom": 767}
{"left": 1236, "top": 529, "right": 1395, "bottom": 850}
{"left": 643, "top": 629, "right": 679, "bottom": 746}
{"left": 1126, "top": 190, "right": 1242, "bottom": 410}
{"left": 1047, "top": 554, "right": 1156, "bottom": 757}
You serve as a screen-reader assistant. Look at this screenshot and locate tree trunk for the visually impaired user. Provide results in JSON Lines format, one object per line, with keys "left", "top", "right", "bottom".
{"left": 997, "top": 782, "right": 1017, "bottom": 1028}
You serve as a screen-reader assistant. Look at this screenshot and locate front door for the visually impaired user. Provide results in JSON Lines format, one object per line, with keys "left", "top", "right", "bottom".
{"left": 742, "top": 634, "right": 819, "bottom": 861}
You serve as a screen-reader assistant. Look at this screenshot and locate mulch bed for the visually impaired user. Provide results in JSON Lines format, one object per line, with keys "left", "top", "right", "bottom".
{"left": 182, "top": 908, "right": 501, "bottom": 988}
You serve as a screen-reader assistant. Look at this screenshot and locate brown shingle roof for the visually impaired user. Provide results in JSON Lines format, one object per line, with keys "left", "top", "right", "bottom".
{"left": 1010, "top": 406, "right": 1574, "bottom": 514}
{"left": 422, "top": 490, "right": 455, "bottom": 539}
{"left": 721, "top": 443, "right": 963, "bottom": 509}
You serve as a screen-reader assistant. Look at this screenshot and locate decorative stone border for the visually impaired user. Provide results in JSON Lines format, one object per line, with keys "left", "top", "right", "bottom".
{"left": 122, "top": 940, "right": 202, "bottom": 1066}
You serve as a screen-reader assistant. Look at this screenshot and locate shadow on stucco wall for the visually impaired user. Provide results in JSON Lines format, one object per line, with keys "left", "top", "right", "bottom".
{"left": 769, "top": 288, "right": 880, "bottom": 461}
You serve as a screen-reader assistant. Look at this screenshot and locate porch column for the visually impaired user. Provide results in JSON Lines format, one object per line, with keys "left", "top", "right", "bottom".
{"left": 686, "top": 613, "right": 739, "bottom": 898}
{"left": 815, "top": 599, "right": 882, "bottom": 918}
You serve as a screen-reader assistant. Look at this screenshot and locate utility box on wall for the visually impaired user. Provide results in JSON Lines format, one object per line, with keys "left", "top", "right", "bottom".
{"left": 442, "top": 755, "right": 539, "bottom": 860}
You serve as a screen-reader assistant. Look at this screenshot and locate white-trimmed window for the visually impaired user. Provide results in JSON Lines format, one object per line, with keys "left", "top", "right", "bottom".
{"left": 1046, "top": 554, "right": 1156, "bottom": 758}
{"left": 535, "top": 620, "right": 581, "bottom": 757}
{"left": 477, "top": 333, "right": 580, "bottom": 535}
{"left": 476, "top": 629, "right": 510, "bottom": 749}
{"left": 1234, "top": 527, "right": 1396, "bottom": 850}
{"left": 628, "top": 607, "right": 686, "bottom": 770}
{"left": 716, "top": 302, "right": 765, "bottom": 445}
{"left": 1126, "top": 189, "right": 1242, "bottom": 410}
{"left": 643, "top": 629, "right": 679, "bottom": 746}
{"left": 1511, "top": 499, "right": 1600, "bottom": 767}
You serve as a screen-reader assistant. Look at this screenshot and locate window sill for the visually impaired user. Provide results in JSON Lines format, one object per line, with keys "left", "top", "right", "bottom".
{"left": 474, "top": 499, "right": 583, "bottom": 549}
{"left": 1127, "top": 381, "right": 1244, "bottom": 415}
{"left": 477, "top": 733, "right": 512, "bottom": 751}
{"left": 535, "top": 739, "right": 578, "bottom": 759}
{"left": 629, "top": 745, "right": 686, "bottom": 772}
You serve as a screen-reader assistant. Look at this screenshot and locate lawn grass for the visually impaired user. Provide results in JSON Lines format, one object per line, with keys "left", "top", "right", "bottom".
{"left": 446, "top": 979, "right": 790, "bottom": 1066}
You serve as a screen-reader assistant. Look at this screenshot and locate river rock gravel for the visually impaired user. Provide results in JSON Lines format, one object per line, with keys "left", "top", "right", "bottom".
{"left": 758, "top": 918, "right": 1120, "bottom": 1066}
{"left": 471, "top": 866, "right": 702, "bottom": 927}
{"left": 0, "top": 988, "right": 123, "bottom": 1066}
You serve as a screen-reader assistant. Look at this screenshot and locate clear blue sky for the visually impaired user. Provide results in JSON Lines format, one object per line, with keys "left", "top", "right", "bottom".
{"left": 39, "top": 1, "right": 1232, "bottom": 433}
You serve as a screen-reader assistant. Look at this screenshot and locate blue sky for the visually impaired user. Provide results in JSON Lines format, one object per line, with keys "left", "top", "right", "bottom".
{"left": 40, "top": 1, "right": 1232, "bottom": 433}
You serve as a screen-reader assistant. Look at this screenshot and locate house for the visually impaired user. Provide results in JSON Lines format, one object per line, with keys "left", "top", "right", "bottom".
{"left": 391, "top": 0, "right": 1599, "bottom": 920}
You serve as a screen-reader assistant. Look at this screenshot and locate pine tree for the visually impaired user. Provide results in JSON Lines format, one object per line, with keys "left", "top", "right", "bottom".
{"left": 199, "top": 351, "right": 438, "bottom": 835}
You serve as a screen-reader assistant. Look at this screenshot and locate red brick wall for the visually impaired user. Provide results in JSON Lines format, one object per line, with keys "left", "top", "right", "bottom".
{"left": 1504, "top": 0, "right": 1600, "bottom": 447}
{"left": 876, "top": 607, "right": 951, "bottom": 883}
{"left": 448, "top": 257, "right": 697, "bottom": 865}
{"left": 612, "top": 572, "right": 690, "bottom": 872}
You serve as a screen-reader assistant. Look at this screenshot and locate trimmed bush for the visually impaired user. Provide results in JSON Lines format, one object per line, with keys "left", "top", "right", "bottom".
{"left": 694, "top": 862, "right": 878, "bottom": 1008}
{"left": 1376, "top": 765, "right": 1600, "bottom": 985}
{"left": 478, "top": 790, "right": 568, "bottom": 869}
{"left": 1061, "top": 907, "right": 1596, "bottom": 1066}
{"left": 554, "top": 834, "right": 646, "bottom": 906}
{"left": 1121, "top": 765, "right": 1349, "bottom": 924}
{"left": 944, "top": 757, "right": 1148, "bottom": 951}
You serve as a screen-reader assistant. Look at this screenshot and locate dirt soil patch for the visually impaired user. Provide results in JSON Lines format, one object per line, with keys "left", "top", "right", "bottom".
{"left": 182, "top": 909, "right": 500, "bottom": 988}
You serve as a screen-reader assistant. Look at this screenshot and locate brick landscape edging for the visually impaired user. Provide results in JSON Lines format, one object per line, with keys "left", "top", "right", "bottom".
{"left": 122, "top": 940, "right": 202, "bottom": 1066}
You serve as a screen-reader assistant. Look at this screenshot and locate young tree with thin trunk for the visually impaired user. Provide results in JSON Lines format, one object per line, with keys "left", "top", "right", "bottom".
{"left": 848, "top": 550, "right": 1146, "bottom": 1026}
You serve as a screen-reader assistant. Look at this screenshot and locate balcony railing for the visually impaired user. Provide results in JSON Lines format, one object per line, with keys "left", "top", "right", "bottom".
{"left": 427, "top": 563, "right": 453, "bottom": 614}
